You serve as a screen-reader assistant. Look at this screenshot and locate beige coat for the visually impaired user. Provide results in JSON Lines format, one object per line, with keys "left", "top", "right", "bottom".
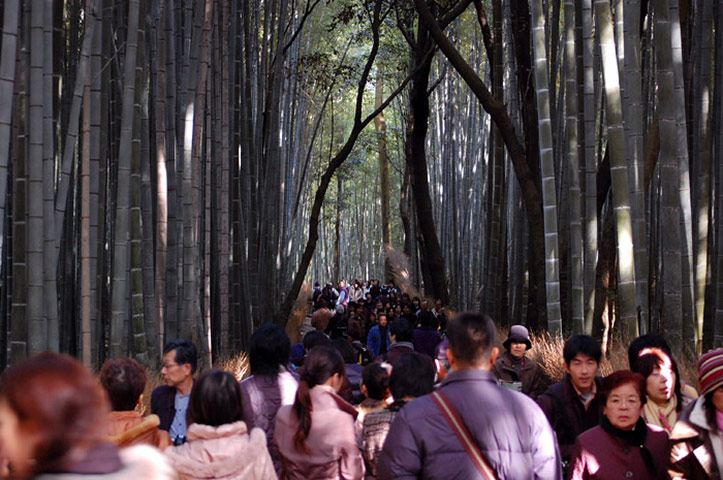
{"left": 166, "top": 421, "right": 277, "bottom": 480}
{"left": 274, "top": 385, "right": 364, "bottom": 480}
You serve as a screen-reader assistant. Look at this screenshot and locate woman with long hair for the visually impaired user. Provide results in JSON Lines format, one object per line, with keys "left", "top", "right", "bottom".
{"left": 166, "top": 369, "right": 276, "bottom": 480}
{"left": 0, "top": 353, "right": 174, "bottom": 480}
{"left": 274, "top": 345, "right": 364, "bottom": 479}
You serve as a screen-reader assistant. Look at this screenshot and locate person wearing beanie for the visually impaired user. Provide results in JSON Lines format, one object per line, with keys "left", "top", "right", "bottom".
{"left": 491, "top": 325, "right": 547, "bottom": 399}
{"left": 669, "top": 348, "right": 723, "bottom": 479}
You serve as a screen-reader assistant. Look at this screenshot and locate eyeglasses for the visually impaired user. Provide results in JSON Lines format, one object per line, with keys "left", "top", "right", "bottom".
{"left": 161, "top": 363, "right": 180, "bottom": 370}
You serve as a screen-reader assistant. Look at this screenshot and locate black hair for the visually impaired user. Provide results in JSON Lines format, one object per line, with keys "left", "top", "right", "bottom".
{"left": 249, "top": 323, "right": 291, "bottom": 376}
{"left": 389, "top": 317, "right": 414, "bottom": 343}
{"left": 632, "top": 348, "right": 684, "bottom": 412}
{"left": 361, "top": 363, "right": 390, "bottom": 400}
{"left": 163, "top": 339, "right": 198, "bottom": 374}
{"left": 331, "top": 338, "right": 357, "bottom": 364}
{"left": 563, "top": 335, "right": 602, "bottom": 366}
{"left": 418, "top": 310, "right": 438, "bottom": 330}
{"left": 389, "top": 352, "right": 435, "bottom": 399}
{"left": 302, "top": 330, "right": 331, "bottom": 352}
{"left": 446, "top": 312, "right": 496, "bottom": 365}
{"left": 292, "top": 346, "right": 346, "bottom": 452}
{"left": 187, "top": 369, "right": 243, "bottom": 427}
{"left": 628, "top": 334, "right": 672, "bottom": 369}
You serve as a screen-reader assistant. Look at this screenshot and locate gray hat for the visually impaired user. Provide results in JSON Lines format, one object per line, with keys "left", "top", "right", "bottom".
{"left": 503, "top": 325, "right": 531, "bottom": 351}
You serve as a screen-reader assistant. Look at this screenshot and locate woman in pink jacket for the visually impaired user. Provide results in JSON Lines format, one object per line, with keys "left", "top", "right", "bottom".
{"left": 166, "top": 369, "right": 277, "bottom": 480}
{"left": 274, "top": 345, "right": 365, "bottom": 480}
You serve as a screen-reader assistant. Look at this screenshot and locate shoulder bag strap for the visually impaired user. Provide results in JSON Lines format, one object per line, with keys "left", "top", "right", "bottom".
{"left": 430, "top": 390, "right": 498, "bottom": 480}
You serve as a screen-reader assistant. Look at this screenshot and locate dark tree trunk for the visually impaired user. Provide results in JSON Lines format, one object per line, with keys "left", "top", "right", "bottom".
{"left": 406, "top": 21, "right": 450, "bottom": 306}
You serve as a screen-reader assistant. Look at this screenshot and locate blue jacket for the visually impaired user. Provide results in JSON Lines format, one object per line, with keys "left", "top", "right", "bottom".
{"left": 377, "top": 369, "right": 561, "bottom": 479}
{"left": 367, "top": 325, "right": 390, "bottom": 358}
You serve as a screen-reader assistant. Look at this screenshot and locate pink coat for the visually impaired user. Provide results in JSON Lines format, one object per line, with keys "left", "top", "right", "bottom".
{"left": 165, "top": 421, "right": 277, "bottom": 480}
{"left": 274, "top": 385, "right": 364, "bottom": 480}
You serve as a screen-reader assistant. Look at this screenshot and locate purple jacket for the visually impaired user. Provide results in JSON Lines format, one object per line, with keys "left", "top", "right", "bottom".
{"left": 377, "top": 369, "right": 561, "bottom": 479}
{"left": 240, "top": 371, "right": 299, "bottom": 476}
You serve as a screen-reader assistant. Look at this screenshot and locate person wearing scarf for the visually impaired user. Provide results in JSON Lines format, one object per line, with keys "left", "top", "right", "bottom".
{"left": 633, "top": 347, "right": 698, "bottom": 434}
{"left": 670, "top": 348, "right": 723, "bottom": 479}
{"left": 569, "top": 370, "right": 669, "bottom": 480}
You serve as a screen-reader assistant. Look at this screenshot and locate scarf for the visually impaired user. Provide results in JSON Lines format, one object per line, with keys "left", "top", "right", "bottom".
{"left": 600, "top": 415, "right": 655, "bottom": 476}
{"left": 642, "top": 394, "right": 677, "bottom": 433}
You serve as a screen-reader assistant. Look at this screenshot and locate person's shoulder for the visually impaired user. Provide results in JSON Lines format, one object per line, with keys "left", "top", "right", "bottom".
{"left": 119, "top": 444, "right": 177, "bottom": 480}
{"left": 150, "top": 384, "right": 174, "bottom": 399}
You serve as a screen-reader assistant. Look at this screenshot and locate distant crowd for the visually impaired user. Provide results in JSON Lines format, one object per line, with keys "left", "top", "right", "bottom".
{"left": 0, "top": 282, "right": 722, "bottom": 479}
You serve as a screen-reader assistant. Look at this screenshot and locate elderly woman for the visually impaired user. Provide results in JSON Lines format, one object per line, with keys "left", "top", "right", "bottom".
{"left": 569, "top": 370, "right": 669, "bottom": 480}
{"left": 632, "top": 347, "right": 696, "bottom": 434}
{"left": 669, "top": 348, "right": 723, "bottom": 479}
{"left": 491, "top": 325, "right": 546, "bottom": 399}
{"left": 0, "top": 353, "right": 174, "bottom": 480}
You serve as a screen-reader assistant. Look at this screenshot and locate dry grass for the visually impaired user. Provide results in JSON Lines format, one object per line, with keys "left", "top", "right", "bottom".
{"left": 137, "top": 351, "right": 250, "bottom": 416}
{"left": 287, "top": 283, "right": 312, "bottom": 344}
{"left": 499, "top": 327, "right": 699, "bottom": 390}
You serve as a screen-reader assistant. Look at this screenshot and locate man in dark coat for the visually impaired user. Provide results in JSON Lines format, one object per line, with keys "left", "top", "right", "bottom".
{"left": 536, "top": 334, "right": 604, "bottom": 473}
{"left": 150, "top": 339, "right": 197, "bottom": 445}
{"left": 377, "top": 312, "right": 561, "bottom": 479}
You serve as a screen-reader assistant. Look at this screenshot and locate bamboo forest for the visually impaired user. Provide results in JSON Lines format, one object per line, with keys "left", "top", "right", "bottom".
{"left": 0, "top": 0, "right": 720, "bottom": 369}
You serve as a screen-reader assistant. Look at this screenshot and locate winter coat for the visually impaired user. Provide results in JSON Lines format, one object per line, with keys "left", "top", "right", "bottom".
{"left": 165, "top": 421, "right": 277, "bottom": 480}
{"left": 106, "top": 411, "right": 171, "bottom": 450}
{"left": 669, "top": 395, "right": 723, "bottom": 480}
{"left": 34, "top": 443, "right": 176, "bottom": 480}
{"left": 376, "top": 369, "right": 561, "bottom": 480}
{"left": 412, "top": 327, "right": 441, "bottom": 359}
{"left": 150, "top": 385, "right": 178, "bottom": 433}
{"left": 240, "top": 371, "right": 298, "bottom": 476}
{"left": 537, "top": 375, "right": 604, "bottom": 465}
{"left": 367, "top": 326, "right": 390, "bottom": 358}
{"left": 568, "top": 423, "right": 669, "bottom": 480}
{"left": 274, "top": 385, "right": 365, "bottom": 480}
{"left": 492, "top": 352, "right": 548, "bottom": 399}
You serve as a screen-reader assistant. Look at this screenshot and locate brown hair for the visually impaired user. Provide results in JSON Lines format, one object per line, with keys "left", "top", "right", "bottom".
{"left": 0, "top": 353, "right": 108, "bottom": 476}
{"left": 187, "top": 369, "right": 244, "bottom": 427}
{"left": 292, "top": 345, "right": 345, "bottom": 452}
{"left": 99, "top": 357, "right": 147, "bottom": 411}
{"left": 602, "top": 370, "right": 647, "bottom": 406}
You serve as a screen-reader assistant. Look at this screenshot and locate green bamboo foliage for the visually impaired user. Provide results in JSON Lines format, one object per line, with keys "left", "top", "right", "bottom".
{"left": 595, "top": 0, "right": 638, "bottom": 339}
{"left": 531, "top": 0, "right": 562, "bottom": 333}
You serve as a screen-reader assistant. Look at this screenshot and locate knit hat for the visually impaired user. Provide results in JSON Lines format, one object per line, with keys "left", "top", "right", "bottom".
{"left": 698, "top": 348, "right": 723, "bottom": 396}
{"left": 503, "top": 325, "right": 532, "bottom": 351}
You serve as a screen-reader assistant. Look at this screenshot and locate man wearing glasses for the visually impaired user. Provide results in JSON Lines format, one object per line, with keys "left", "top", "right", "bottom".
{"left": 151, "top": 339, "right": 197, "bottom": 445}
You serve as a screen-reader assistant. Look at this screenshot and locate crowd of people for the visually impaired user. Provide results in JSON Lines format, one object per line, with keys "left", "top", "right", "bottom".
{"left": 0, "top": 280, "right": 722, "bottom": 479}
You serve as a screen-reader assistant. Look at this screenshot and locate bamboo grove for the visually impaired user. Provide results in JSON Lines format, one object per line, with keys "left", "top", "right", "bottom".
{"left": 0, "top": 0, "right": 720, "bottom": 368}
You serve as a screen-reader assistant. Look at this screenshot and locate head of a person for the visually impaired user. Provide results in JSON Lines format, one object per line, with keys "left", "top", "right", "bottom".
{"left": 0, "top": 353, "right": 108, "bottom": 477}
{"left": 338, "top": 280, "right": 346, "bottom": 289}
{"left": 601, "top": 370, "right": 645, "bottom": 431}
{"left": 293, "top": 346, "right": 346, "bottom": 452}
{"left": 353, "top": 280, "right": 360, "bottom": 288}
{"left": 401, "top": 292, "right": 411, "bottom": 303}
{"left": 421, "top": 299, "right": 429, "bottom": 310}
{"left": 361, "top": 363, "right": 391, "bottom": 401}
{"left": 629, "top": 334, "right": 683, "bottom": 409}
{"left": 375, "top": 301, "right": 384, "bottom": 311}
{"left": 332, "top": 338, "right": 357, "bottom": 364}
{"left": 402, "top": 304, "right": 412, "bottom": 316}
{"left": 161, "top": 339, "right": 197, "bottom": 389}
{"left": 302, "top": 330, "right": 331, "bottom": 353}
{"left": 563, "top": 335, "right": 601, "bottom": 394}
{"left": 389, "top": 352, "right": 435, "bottom": 401}
{"left": 445, "top": 312, "right": 498, "bottom": 370}
{"left": 435, "top": 299, "right": 443, "bottom": 311}
{"left": 99, "top": 357, "right": 146, "bottom": 412}
{"left": 249, "top": 323, "right": 291, "bottom": 377}
{"left": 418, "top": 310, "right": 438, "bottom": 330}
{"left": 389, "top": 317, "right": 414, "bottom": 343}
{"left": 412, "top": 296, "right": 421, "bottom": 308}
{"left": 632, "top": 348, "right": 676, "bottom": 405}
{"left": 378, "top": 313, "right": 388, "bottom": 328}
{"left": 365, "top": 292, "right": 372, "bottom": 302}
{"left": 187, "top": 369, "right": 243, "bottom": 427}
{"left": 697, "top": 349, "right": 723, "bottom": 431}
{"left": 503, "top": 325, "right": 532, "bottom": 359}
